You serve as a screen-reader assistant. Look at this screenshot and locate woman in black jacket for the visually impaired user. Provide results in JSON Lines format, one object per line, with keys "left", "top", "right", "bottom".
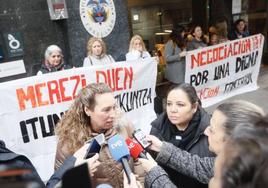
{"left": 150, "top": 83, "right": 214, "bottom": 188}
{"left": 229, "top": 19, "right": 250, "bottom": 40}
{"left": 37, "top": 45, "right": 72, "bottom": 75}
{"left": 140, "top": 100, "right": 265, "bottom": 188}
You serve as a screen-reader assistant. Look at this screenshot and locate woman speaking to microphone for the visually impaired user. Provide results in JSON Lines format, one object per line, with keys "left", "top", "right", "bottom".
{"left": 54, "top": 83, "right": 144, "bottom": 187}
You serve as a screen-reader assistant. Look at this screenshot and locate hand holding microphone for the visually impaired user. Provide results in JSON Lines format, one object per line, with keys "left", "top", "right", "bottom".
{"left": 108, "top": 134, "right": 133, "bottom": 184}
{"left": 132, "top": 129, "right": 163, "bottom": 152}
{"left": 84, "top": 133, "right": 106, "bottom": 159}
{"left": 132, "top": 129, "right": 152, "bottom": 149}
{"left": 138, "top": 153, "right": 158, "bottom": 173}
{"left": 73, "top": 133, "right": 105, "bottom": 177}
{"left": 130, "top": 131, "right": 160, "bottom": 173}
{"left": 146, "top": 135, "right": 163, "bottom": 152}
{"left": 73, "top": 143, "right": 101, "bottom": 177}
{"left": 125, "top": 138, "right": 147, "bottom": 159}
{"left": 123, "top": 172, "right": 142, "bottom": 188}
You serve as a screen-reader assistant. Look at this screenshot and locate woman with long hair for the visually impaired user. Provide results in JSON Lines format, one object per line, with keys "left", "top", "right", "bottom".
{"left": 164, "top": 25, "right": 187, "bottom": 84}
{"left": 126, "top": 35, "right": 151, "bottom": 61}
{"left": 187, "top": 25, "right": 207, "bottom": 51}
{"left": 54, "top": 83, "right": 143, "bottom": 187}
{"left": 83, "top": 37, "right": 115, "bottom": 66}
{"left": 229, "top": 19, "right": 250, "bottom": 40}
{"left": 140, "top": 100, "right": 265, "bottom": 187}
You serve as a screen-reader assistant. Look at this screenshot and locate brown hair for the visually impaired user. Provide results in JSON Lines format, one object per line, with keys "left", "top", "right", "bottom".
{"left": 221, "top": 138, "right": 267, "bottom": 188}
{"left": 55, "top": 83, "right": 112, "bottom": 154}
{"left": 216, "top": 100, "right": 265, "bottom": 138}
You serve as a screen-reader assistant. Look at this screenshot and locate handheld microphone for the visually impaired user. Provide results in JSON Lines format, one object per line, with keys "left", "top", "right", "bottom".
{"left": 108, "top": 134, "right": 132, "bottom": 184}
{"left": 84, "top": 133, "right": 105, "bottom": 159}
{"left": 132, "top": 129, "right": 152, "bottom": 149}
{"left": 96, "top": 184, "right": 113, "bottom": 188}
{"left": 125, "top": 138, "right": 147, "bottom": 159}
{"left": 62, "top": 163, "right": 92, "bottom": 188}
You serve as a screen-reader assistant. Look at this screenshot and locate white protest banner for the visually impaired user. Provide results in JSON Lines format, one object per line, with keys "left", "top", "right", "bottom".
{"left": 0, "top": 58, "right": 157, "bottom": 180}
{"left": 185, "top": 34, "right": 264, "bottom": 107}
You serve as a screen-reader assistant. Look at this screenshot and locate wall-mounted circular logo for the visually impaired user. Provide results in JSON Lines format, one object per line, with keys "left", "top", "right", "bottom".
{"left": 8, "top": 34, "right": 20, "bottom": 50}
{"left": 80, "top": 0, "right": 116, "bottom": 38}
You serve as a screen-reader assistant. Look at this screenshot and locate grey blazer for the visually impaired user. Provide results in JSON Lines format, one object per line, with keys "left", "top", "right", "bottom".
{"left": 156, "top": 142, "right": 215, "bottom": 184}
{"left": 164, "top": 40, "right": 185, "bottom": 84}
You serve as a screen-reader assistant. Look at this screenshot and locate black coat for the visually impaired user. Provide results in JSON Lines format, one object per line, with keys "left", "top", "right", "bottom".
{"left": 38, "top": 62, "right": 72, "bottom": 74}
{"left": 150, "top": 107, "right": 214, "bottom": 188}
{"left": 0, "top": 140, "right": 44, "bottom": 187}
{"left": 228, "top": 30, "right": 250, "bottom": 40}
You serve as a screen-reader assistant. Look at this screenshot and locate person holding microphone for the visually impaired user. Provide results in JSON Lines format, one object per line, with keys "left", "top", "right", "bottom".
{"left": 46, "top": 144, "right": 100, "bottom": 188}
{"left": 54, "top": 83, "right": 144, "bottom": 187}
{"left": 140, "top": 100, "right": 265, "bottom": 187}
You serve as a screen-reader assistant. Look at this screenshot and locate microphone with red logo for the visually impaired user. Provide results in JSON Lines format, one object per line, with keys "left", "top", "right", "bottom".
{"left": 125, "top": 138, "right": 147, "bottom": 159}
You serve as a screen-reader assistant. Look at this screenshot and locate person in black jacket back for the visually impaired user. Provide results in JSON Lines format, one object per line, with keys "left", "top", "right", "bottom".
{"left": 150, "top": 83, "right": 214, "bottom": 188}
{"left": 0, "top": 140, "right": 44, "bottom": 187}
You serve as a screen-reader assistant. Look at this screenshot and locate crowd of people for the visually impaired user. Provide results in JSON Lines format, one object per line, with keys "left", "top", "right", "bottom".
{"left": 1, "top": 18, "right": 265, "bottom": 188}
{"left": 35, "top": 18, "right": 250, "bottom": 84}
{"left": 1, "top": 82, "right": 268, "bottom": 188}
{"left": 164, "top": 18, "right": 250, "bottom": 84}
{"left": 36, "top": 33, "right": 151, "bottom": 75}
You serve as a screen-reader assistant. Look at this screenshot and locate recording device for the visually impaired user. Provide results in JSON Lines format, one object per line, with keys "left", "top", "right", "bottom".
{"left": 125, "top": 138, "right": 147, "bottom": 159}
{"left": 62, "top": 163, "right": 91, "bottom": 188}
{"left": 84, "top": 133, "right": 105, "bottom": 159}
{"left": 133, "top": 129, "right": 151, "bottom": 149}
{"left": 107, "top": 134, "right": 132, "bottom": 184}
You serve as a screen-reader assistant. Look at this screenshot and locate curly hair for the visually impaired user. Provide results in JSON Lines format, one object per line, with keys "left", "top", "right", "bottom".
{"left": 86, "top": 37, "right": 107, "bottom": 57}
{"left": 55, "top": 83, "right": 112, "bottom": 154}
